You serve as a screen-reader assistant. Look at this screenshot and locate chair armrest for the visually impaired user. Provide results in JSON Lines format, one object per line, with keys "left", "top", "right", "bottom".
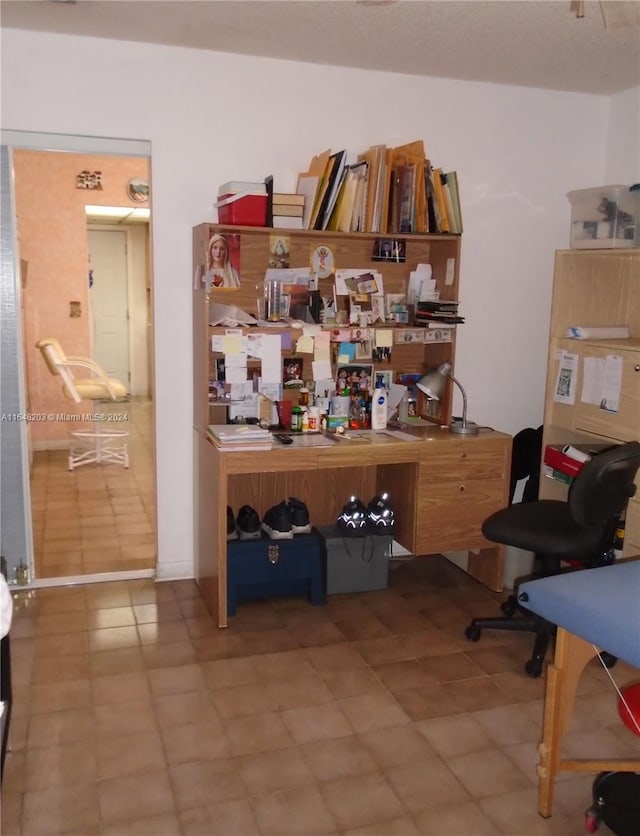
{"left": 64, "top": 355, "right": 119, "bottom": 399}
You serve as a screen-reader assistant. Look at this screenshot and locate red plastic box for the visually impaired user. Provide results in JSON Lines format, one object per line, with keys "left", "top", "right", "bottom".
{"left": 215, "top": 192, "right": 267, "bottom": 226}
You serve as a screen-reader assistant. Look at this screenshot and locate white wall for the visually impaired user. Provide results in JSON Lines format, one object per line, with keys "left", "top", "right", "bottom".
{"left": 2, "top": 29, "right": 637, "bottom": 579}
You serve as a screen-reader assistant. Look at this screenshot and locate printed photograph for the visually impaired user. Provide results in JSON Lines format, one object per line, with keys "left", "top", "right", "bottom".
{"left": 283, "top": 357, "right": 304, "bottom": 388}
{"left": 335, "top": 363, "right": 374, "bottom": 394}
{"left": 206, "top": 232, "right": 241, "bottom": 289}
{"left": 268, "top": 235, "right": 291, "bottom": 269}
{"left": 372, "top": 238, "right": 406, "bottom": 263}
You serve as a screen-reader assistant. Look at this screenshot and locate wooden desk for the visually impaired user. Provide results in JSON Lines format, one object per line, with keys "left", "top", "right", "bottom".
{"left": 195, "top": 426, "right": 511, "bottom": 627}
{"left": 518, "top": 560, "right": 640, "bottom": 818}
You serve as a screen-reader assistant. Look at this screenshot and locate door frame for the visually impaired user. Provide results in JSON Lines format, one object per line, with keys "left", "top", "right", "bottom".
{"left": 0, "top": 129, "right": 154, "bottom": 587}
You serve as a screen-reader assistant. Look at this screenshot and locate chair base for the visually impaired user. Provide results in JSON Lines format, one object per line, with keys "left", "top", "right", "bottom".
{"left": 69, "top": 430, "right": 129, "bottom": 471}
{"left": 464, "top": 595, "right": 555, "bottom": 678}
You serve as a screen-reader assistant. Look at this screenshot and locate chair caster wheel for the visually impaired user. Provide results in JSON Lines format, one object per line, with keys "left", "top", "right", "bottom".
{"left": 525, "top": 658, "right": 543, "bottom": 678}
{"left": 599, "top": 651, "right": 616, "bottom": 669}
{"left": 465, "top": 625, "right": 481, "bottom": 642}
{"left": 584, "top": 807, "right": 600, "bottom": 833}
{"left": 500, "top": 597, "right": 517, "bottom": 617}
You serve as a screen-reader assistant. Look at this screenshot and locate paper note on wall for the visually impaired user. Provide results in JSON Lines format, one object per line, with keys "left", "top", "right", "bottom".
{"left": 581, "top": 354, "right": 622, "bottom": 413}
{"left": 553, "top": 350, "right": 578, "bottom": 405}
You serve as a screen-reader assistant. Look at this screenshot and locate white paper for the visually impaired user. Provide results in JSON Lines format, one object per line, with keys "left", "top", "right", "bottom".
{"left": 259, "top": 334, "right": 282, "bottom": 384}
{"left": 312, "top": 361, "right": 333, "bottom": 382}
{"left": 553, "top": 350, "right": 578, "bottom": 405}
{"left": 582, "top": 354, "right": 622, "bottom": 412}
{"left": 226, "top": 365, "right": 248, "bottom": 383}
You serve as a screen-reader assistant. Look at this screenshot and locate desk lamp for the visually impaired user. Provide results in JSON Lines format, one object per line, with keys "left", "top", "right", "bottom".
{"left": 417, "top": 362, "right": 479, "bottom": 436}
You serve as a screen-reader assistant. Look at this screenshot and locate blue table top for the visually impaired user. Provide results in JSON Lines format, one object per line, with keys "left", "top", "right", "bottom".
{"left": 519, "top": 560, "right": 640, "bottom": 668}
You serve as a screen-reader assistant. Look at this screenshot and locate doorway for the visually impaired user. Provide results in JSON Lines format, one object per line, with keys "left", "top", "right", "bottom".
{"left": 3, "top": 134, "right": 156, "bottom": 586}
{"left": 88, "top": 228, "right": 130, "bottom": 384}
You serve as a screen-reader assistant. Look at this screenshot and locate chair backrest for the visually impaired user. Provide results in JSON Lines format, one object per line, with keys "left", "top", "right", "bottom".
{"left": 569, "top": 441, "right": 640, "bottom": 530}
{"left": 36, "top": 337, "right": 82, "bottom": 404}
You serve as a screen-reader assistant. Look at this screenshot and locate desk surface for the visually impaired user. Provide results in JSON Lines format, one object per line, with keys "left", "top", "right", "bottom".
{"left": 519, "top": 559, "right": 640, "bottom": 668}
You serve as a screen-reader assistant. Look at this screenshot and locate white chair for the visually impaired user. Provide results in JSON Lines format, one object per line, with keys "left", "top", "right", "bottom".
{"left": 36, "top": 337, "right": 130, "bottom": 471}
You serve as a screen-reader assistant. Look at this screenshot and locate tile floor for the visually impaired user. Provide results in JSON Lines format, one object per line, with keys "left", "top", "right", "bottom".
{"left": 2, "top": 554, "right": 638, "bottom": 835}
{"left": 29, "top": 397, "right": 156, "bottom": 579}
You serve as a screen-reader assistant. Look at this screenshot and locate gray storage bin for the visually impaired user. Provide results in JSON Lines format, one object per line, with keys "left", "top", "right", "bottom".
{"left": 316, "top": 525, "right": 391, "bottom": 594}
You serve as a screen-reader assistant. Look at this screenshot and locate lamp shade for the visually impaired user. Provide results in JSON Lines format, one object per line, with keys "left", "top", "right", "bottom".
{"left": 416, "top": 362, "right": 451, "bottom": 400}
{"left": 417, "top": 362, "right": 479, "bottom": 436}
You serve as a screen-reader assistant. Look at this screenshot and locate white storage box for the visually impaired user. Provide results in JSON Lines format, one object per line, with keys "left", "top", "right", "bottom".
{"left": 567, "top": 185, "right": 637, "bottom": 249}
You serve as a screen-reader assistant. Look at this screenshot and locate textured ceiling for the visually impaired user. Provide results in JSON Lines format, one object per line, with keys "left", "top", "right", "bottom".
{"left": 2, "top": 0, "right": 639, "bottom": 95}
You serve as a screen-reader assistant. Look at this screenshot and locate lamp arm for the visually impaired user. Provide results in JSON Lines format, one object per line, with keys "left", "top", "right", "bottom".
{"left": 449, "top": 374, "right": 468, "bottom": 428}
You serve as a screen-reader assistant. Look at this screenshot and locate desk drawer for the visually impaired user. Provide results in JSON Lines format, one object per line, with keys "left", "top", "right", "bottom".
{"left": 416, "top": 478, "right": 506, "bottom": 553}
{"left": 420, "top": 442, "right": 507, "bottom": 481}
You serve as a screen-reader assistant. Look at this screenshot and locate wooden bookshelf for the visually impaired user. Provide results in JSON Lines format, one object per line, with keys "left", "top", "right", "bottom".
{"left": 193, "top": 224, "right": 463, "bottom": 430}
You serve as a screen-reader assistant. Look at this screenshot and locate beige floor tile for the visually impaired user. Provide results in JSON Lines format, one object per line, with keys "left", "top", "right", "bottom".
{"left": 413, "top": 800, "right": 498, "bottom": 835}
{"left": 386, "top": 753, "right": 472, "bottom": 814}
{"left": 342, "top": 814, "right": 421, "bottom": 836}
{"left": 22, "top": 781, "right": 100, "bottom": 836}
{"left": 97, "top": 728, "right": 165, "bottom": 780}
{"left": 320, "top": 770, "right": 405, "bottom": 831}
{"left": 338, "top": 690, "right": 412, "bottom": 735}
{"left": 358, "top": 723, "right": 436, "bottom": 769}
{"left": 94, "top": 697, "right": 159, "bottom": 738}
{"left": 101, "top": 812, "right": 182, "bottom": 836}
{"left": 212, "top": 681, "right": 279, "bottom": 719}
{"left": 281, "top": 701, "right": 354, "bottom": 744}
{"left": 23, "top": 738, "right": 98, "bottom": 790}
{"left": 392, "top": 682, "right": 466, "bottom": 722}
{"left": 370, "top": 658, "right": 439, "bottom": 693}
{"left": 153, "top": 688, "right": 221, "bottom": 729}
{"left": 472, "top": 702, "right": 543, "bottom": 746}
{"left": 446, "top": 747, "right": 531, "bottom": 799}
{"left": 299, "top": 734, "right": 378, "bottom": 781}
{"left": 99, "top": 768, "right": 175, "bottom": 825}
{"left": 251, "top": 784, "right": 338, "bottom": 835}
{"left": 180, "top": 799, "right": 260, "bottom": 836}
{"left": 236, "top": 746, "right": 315, "bottom": 794}
{"left": 266, "top": 672, "right": 335, "bottom": 709}
{"left": 162, "top": 720, "right": 231, "bottom": 764}
{"left": 416, "top": 712, "right": 494, "bottom": 759}
{"left": 169, "top": 757, "right": 247, "bottom": 810}
{"left": 91, "top": 670, "right": 151, "bottom": 704}
{"left": 225, "top": 711, "right": 295, "bottom": 756}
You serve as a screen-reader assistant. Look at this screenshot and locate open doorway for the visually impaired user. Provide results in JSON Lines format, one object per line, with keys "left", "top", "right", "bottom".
{"left": 9, "top": 140, "right": 156, "bottom": 585}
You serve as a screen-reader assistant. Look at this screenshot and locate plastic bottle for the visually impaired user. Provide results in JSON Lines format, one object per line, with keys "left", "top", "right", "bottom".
{"left": 371, "top": 380, "right": 388, "bottom": 430}
{"left": 291, "top": 405, "right": 302, "bottom": 432}
{"left": 301, "top": 409, "right": 309, "bottom": 433}
{"left": 398, "top": 389, "right": 410, "bottom": 423}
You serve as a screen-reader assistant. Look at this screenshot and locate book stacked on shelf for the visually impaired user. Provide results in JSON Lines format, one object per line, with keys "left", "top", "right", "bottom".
{"left": 415, "top": 299, "right": 465, "bottom": 326}
{"left": 296, "top": 141, "right": 462, "bottom": 235}
{"left": 207, "top": 424, "right": 273, "bottom": 451}
{"left": 272, "top": 193, "right": 305, "bottom": 229}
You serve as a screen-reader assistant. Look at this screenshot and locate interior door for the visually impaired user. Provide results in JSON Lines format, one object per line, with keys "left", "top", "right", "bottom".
{"left": 88, "top": 228, "right": 130, "bottom": 385}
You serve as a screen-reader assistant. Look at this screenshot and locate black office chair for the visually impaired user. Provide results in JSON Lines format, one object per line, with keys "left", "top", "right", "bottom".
{"left": 465, "top": 440, "right": 640, "bottom": 677}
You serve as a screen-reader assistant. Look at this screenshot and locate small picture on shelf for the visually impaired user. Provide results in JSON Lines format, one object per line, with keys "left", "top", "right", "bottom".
{"left": 206, "top": 232, "right": 241, "bottom": 289}
{"left": 374, "top": 371, "right": 392, "bottom": 391}
{"left": 398, "top": 372, "right": 422, "bottom": 417}
{"left": 336, "top": 363, "right": 373, "bottom": 395}
{"left": 355, "top": 340, "right": 373, "bottom": 360}
{"left": 283, "top": 358, "right": 304, "bottom": 388}
{"left": 268, "top": 235, "right": 290, "bottom": 269}
{"left": 372, "top": 238, "right": 406, "bottom": 263}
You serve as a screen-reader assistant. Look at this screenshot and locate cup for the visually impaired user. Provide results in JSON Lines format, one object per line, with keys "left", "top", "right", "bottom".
{"left": 256, "top": 297, "right": 266, "bottom": 320}
{"left": 264, "top": 280, "right": 282, "bottom": 322}
{"left": 279, "top": 292, "right": 291, "bottom": 319}
{"left": 276, "top": 400, "right": 292, "bottom": 430}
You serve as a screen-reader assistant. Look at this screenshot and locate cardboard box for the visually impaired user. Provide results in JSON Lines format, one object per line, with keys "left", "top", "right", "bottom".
{"left": 316, "top": 525, "right": 390, "bottom": 594}
{"left": 567, "top": 185, "right": 637, "bottom": 249}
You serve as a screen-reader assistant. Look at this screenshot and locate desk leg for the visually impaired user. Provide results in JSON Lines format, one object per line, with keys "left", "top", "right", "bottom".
{"left": 537, "top": 628, "right": 595, "bottom": 817}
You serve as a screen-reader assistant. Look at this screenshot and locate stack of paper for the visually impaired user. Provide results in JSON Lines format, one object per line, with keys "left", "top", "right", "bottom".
{"left": 207, "top": 424, "right": 273, "bottom": 451}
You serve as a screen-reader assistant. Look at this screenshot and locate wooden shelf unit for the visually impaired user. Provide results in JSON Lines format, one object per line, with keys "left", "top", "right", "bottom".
{"left": 193, "top": 224, "right": 462, "bottom": 430}
{"left": 540, "top": 249, "right": 640, "bottom": 554}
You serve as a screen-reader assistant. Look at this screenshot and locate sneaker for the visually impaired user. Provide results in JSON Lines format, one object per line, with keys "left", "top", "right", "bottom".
{"left": 261, "top": 503, "right": 293, "bottom": 539}
{"left": 237, "top": 505, "right": 262, "bottom": 540}
{"left": 367, "top": 492, "right": 395, "bottom": 533}
{"left": 283, "top": 497, "right": 311, "bottom": 534}
{"left": 227, "top": 506, "right": 237, "bottom": 540}
{"left": 337, "top": 496, "right": 368, "bottom": 537}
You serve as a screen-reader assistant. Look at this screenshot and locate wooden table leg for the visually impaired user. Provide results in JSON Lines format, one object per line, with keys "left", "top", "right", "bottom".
{"left": 537, "top": 628, "right": 596, "bottom": 817}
